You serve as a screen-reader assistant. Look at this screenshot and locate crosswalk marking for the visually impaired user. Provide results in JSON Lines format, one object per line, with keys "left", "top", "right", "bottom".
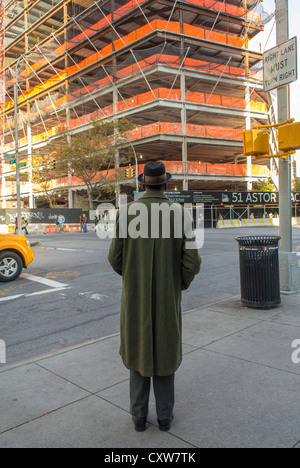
{"left": 0, "top": 273, "right": 69, "bottom": 303}
{"left": 21, "top": 273, "right": 68, "bottom": 288}
{"left": 0, "top": 287, "right": 69, "bottom": 302}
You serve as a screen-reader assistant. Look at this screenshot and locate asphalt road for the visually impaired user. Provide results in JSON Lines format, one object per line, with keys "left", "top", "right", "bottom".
{"left": 1, "top": 227, "right": 300, "bottom": 365}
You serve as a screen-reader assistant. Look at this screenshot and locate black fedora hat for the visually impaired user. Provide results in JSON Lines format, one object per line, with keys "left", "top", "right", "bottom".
{"left": 138, "top": 161, "right": 172, "bottom": 186}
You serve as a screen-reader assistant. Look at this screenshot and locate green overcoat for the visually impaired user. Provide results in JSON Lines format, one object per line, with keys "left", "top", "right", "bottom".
{"left": 108, "top": 191, "right": 201, "bottom": 377}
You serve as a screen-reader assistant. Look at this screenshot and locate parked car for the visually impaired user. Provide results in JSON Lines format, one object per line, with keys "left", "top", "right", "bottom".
{"left": 0, "top": 234, "right": 34, "bottom": 282}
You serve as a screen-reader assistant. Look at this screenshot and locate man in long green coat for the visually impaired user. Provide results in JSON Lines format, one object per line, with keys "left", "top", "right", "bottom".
{"left": 108, "top": 161, "right": 201, "bottom": 432}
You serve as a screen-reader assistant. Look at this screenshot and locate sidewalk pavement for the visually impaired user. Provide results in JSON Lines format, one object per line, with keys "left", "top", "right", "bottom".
{"left": 1, "top": 293, "right": 300, "bottom": 449}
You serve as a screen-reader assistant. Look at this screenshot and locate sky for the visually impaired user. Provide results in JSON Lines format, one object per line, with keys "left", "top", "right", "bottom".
{"left": 255, "top": 0, "right": 300, "bottom": 173}
{"left": 257, "top": 0, "right": 300, "bottom": 121}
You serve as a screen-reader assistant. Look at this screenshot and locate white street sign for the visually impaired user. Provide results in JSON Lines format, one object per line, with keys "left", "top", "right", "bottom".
{"left": 263, "top": 37, "right": 297, "bottom": 92}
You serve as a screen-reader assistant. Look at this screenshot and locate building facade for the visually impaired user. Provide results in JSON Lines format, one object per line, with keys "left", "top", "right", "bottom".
{"left": 0, "top": 0, "right": 276, "bottom": 209}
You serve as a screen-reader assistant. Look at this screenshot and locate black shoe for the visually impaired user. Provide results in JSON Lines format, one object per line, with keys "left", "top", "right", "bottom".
{"left": 133, "top": 417, "right": 147, "bottom": 432}
{"left": 158, "top": 416, "right": 174, "bottom": 432}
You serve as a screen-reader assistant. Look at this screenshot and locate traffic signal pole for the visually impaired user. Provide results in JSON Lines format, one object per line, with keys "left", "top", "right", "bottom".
{"left": 276, "top": 0, "right": 300, "bottom": 291}
{"left": 13, "top": 51, "right": 55, "bottom": 235}
{"left": 14, "top": 78, "right": 21, "bottom": 236}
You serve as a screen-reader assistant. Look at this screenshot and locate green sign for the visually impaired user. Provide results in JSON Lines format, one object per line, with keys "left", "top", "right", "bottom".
{"left": 3, "top": 153, "right": 14, "bottom": 159}
{"left": 7, "top": 160, "right": 26, "bottom": 167}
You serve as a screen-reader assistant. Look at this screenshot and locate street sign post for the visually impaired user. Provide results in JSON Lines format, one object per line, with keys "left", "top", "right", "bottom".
{"left": 274, "top": 0, "right": 300, "bottom": 292}
{"left": 8, "top": 160, "right": 26, "bottom": 167}
{"left": 263, "top": 36, "right": 297, "bottom": 92}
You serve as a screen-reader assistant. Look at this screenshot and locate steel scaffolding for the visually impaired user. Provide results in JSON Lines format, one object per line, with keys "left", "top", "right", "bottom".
{"left": 0, "top": 0, "right": 274, "bottom": 209}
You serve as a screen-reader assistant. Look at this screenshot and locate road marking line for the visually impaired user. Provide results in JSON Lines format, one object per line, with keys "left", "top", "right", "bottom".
{"left": 29, "top": 287, "right": 70, "bottom": 297}
{"left": 40, "top": 247, "right": 95, "bottom": 253}
{"left": 0, "top": 287, "right": 69, "bottom": 302}
{"left": 78, "top": 291, "right": 109, "bottom": 301}
{"left": 59, "top": 247, "right": 95, "bottom": 253}
{"left": 0, "top": 294, "right": 24, "bottom": 302}
{"left": 21, "top": 273, "right": 68, "bottom": 288}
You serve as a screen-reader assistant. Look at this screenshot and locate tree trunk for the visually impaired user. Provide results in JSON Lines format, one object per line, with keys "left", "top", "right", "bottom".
{"left": 87, "top": 188, "right": 94, "bottom": 210}
{"left": 47, "top": 193, "right": 54, "bottom": 208}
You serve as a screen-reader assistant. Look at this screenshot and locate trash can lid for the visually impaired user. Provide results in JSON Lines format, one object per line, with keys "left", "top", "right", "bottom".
{"left": 235, "top": 236, "right": 281, "bottom": 246}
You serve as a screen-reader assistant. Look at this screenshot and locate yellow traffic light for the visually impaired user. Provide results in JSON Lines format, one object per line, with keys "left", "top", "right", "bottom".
{"left": 278, "top": 122, "right": 300, "bottom": 152}
{"left": 125, "top": 168, "right": 135, "bottom": 178}
{"left": 243, "top": 130, "right": 270, "bottom": 156}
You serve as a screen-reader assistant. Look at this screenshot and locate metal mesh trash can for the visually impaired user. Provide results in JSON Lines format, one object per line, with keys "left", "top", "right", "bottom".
{"left": 236, "top": 236, "right": 281, "bottom": 309}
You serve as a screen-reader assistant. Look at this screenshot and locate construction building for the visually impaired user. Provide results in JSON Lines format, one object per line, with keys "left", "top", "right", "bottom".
{"left": 0, "top": 0, "right": 277, "bottom": 210}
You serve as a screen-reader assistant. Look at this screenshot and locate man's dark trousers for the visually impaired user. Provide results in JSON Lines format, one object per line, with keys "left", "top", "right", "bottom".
{"left": 130, "top": 371, "right": 175, "bottom": 421}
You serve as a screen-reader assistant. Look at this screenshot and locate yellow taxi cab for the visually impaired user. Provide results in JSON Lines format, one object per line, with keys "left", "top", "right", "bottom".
{"left": 0, "top": 234, "right": 34, "bottom": 282}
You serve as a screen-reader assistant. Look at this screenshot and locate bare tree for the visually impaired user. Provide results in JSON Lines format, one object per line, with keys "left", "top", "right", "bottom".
{"left": 31, "top": 154, "right": 57, "bottom": 208}
{"left": 53, "top": 118, "right": 136, "bottom": 209}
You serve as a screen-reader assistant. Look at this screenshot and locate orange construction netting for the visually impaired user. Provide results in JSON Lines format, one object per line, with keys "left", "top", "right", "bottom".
{"left": 6, "top": 0, "right": 260, "bottom": 85}
{"left": 3, "top": 44, "right": 267, "bottom": 138}
{"left": 47, "top": 160, "right": 270, "bottom": 190}
{"left": 4, "top": 81, "right": 268, "bottom": 149}
{"left": 5, "top": 18, "right": 250, "bottom": 111}
{"left": 187, "top": 0, "right": 260, "bottom": 21}
{"left": 4, "top": 120, "right": 243, "bottom": 151}
{"left": 70, "top": 88, "right": 267, "bottom": 119}
{"left": 4, "top": 51, "right": 260, "bottom": 119}
{"left": 127, "top": 122, "right": 243, "bottom": 141}
{"left": 36, "top": 122, "right": 243, "bottom": 147}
